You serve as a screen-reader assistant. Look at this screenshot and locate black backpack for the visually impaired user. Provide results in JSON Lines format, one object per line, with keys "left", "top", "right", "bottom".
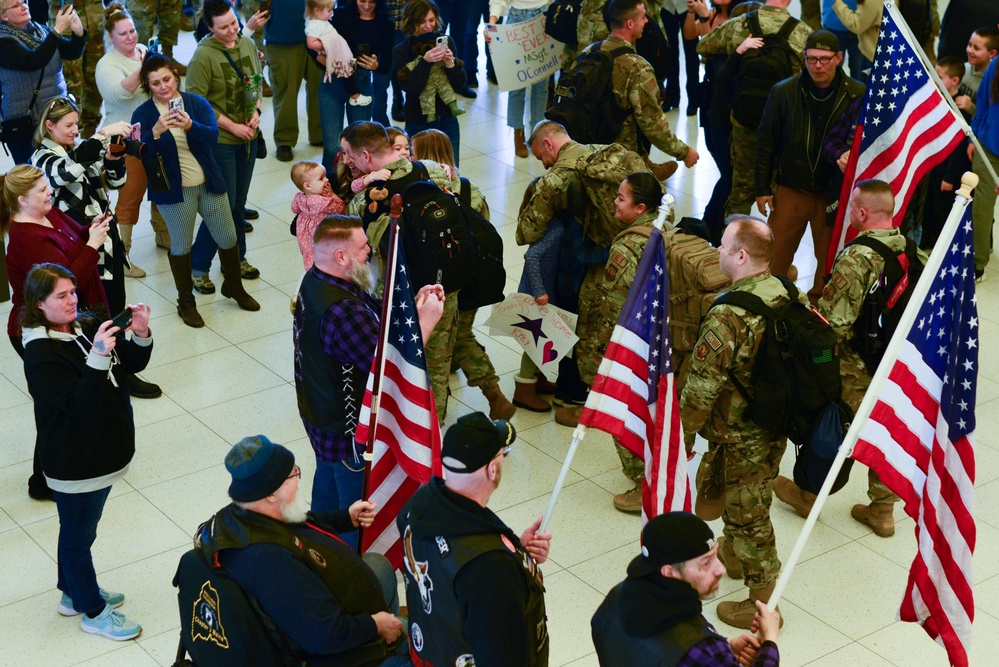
{"left": 897, "top": 0, "right": 932, "bottom": 45}
{"left": 711, "top": 277, "right": 854, "bottom": 493}
{"left": 544, "top": 0, "right": 583, "bottom": 45}
{"left": 848, "top": 235, "right": 924, "bottom": 370}
{"left": 363, "top": 162, "right": 478, "bottom": 293}
{"left": 455, "top": 177, "right": 507, "bottom": 311}
{"left": 545, "top": 41, "right": 632, "bottom": 144}
{"left": 730, "top": 12, "right": 800, "bottom": 130}
{"left": 634, "top": 13, "right": 671, "bottom": 84}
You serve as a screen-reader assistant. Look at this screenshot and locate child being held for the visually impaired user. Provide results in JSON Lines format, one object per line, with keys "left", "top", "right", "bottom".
{"left": 291, "top": 161, "right": 346, "bottom": 269}
{"left": 959, "top": 26, "right": 999, "bottom": 115}
{"left": 305, "top": 0, "right": 371, "bottom": 105}
{"left": 398, "top": 33, "right": 464, "bottom": 122}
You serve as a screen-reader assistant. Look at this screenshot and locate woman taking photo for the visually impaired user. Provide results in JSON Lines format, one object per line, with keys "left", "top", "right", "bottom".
{"left": 95, "top": 2, "right": 171, "bottom": 277}
{"left": 0, "top": 0, "right": 85, "bottom": 164}
{"left": 132, "top": 52, "right": 260, "bottom": 326}
{"left": 393, "top": 0, "right": 465, "bottom": 164}
{"left": 2, "top": 164, "right": 110, "bottom": 500}
{"left": 21, "top": 263, "right": 150, "bottom": 641}
{"left": 333, "top": 0, "right": 395, "bottom": 127}
{"left": 185, "top": 0, "right": 264, "bottom": 292}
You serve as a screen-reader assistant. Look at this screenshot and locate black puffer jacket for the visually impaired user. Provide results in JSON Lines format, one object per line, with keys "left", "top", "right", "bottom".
{"left": 755, "top": 68, "right": 866, "bottom": 196}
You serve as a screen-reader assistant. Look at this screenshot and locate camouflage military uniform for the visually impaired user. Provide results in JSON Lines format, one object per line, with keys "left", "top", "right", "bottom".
{"left": 818, "top": 228, "right": 904, "bottom": 508}
{"left": 515, "top": 141, "right": 592, "bottom": 246}
{"left": 680, "top": 271, "right": 808, "bottom": 589}
{"left": 346, "top": 157, "right": 462, "bottom": 424}
{"left": 696, "top": 7, "right": 810, "bottom": 216}
{"left": 52, "top": 0, "right": 105, "bottom": 137}
{"left": 128, "top": 0, "right": 182, "bottom": 49}
{"left": 577, "top": 36, "right": 690, "bottom": 160}
{"left": 575, "top": 0, "right": 667, "bottom": 54}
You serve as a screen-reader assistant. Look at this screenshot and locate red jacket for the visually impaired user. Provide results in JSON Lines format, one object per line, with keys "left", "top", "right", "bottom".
{"left": 6, "top": 207, "right": 108, "bottom": 338}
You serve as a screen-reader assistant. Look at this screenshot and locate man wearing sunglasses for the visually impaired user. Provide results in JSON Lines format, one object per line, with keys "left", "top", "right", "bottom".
{"left": 754, "top": 29, "right": 866, "bottom": 304}
{"left": 398, "top": 412, "right": 552, "bottom": 667}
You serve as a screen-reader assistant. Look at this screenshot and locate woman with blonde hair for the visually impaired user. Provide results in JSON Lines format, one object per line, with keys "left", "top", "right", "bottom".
{"left": 1, "top": 163, "right": 110, "bottom": 499}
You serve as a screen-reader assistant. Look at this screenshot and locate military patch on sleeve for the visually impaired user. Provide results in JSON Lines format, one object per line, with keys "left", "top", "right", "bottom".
{"left": 610, "top": 250, "right": 628, "bottom": 268}
{"left": 606, "top": 265, "right": 619, "bottom": 280}
{"left": 704, "top": 330, "right": 723, "bottom": 351}
{"left": 695, "top": 342, "right": 710, "bottom": 360}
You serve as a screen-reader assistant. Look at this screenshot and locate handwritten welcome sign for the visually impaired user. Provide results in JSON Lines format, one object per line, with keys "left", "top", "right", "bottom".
{"left": 486, "top": 14, "right": 564, "bottom": 92}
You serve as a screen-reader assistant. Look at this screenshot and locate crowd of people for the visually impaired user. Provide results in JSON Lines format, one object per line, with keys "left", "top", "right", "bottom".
{"left": 1, "top": 0, "right": 998, "bottom": 663}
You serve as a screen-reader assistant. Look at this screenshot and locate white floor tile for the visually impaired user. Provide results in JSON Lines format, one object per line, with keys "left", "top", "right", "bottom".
{"left": 0, "top": 528, "right": 57, "bottom": 607}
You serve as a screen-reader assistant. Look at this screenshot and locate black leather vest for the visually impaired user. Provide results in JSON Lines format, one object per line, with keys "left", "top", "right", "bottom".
{"left": 401, "top": 527, "right": 549, "bottom": 667}
{"left": 294, "top": 271, "right": 371, "bottom": 436}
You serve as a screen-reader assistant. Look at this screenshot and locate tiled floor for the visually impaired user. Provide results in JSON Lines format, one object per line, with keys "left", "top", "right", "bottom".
{"left": 3, "top": 14, "right": 999, "bottom": 667}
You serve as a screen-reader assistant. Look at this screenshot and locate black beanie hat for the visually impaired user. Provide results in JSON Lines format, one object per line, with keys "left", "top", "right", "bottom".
{"left": 225, "top": 435, "right": 296, "bottom": 502}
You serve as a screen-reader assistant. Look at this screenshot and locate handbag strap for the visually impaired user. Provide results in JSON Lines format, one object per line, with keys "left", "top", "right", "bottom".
{"left": 221, "top": 49, "right": 246, "bottom": 82}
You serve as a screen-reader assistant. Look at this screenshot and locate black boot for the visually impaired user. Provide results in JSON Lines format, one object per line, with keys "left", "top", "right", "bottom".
{"left": 218, "top": 246, "right": 260, "bottom": 311}
{"left": 129, "top": 374, "right": 162, "bottom": 399}
{"left": 167, "top": 253, "right": 205, "bottom": 328}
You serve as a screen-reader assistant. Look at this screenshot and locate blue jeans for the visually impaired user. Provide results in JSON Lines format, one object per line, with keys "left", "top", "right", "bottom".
{"left": 363, "top": 552, "right": 411, "bottom": 665}
{"left": 312, "top": 456, "right": 365, "bottom": 549}
{"left": 53, "top": 486, "right": 112, "bottom": 615}
{"left": 405, "top": 114, "right": 461, "bottom": 167}
{"left": 830, "top": 29, "right": 870, "bottom": 81}
{"left": 506, "top": 7, "right": 547, "bottom": 131}
{"left": 191, "top": 140, "right": 256, "bottom": 272}
{"left": 356, "top": 69, "right": 392, "bottom": 126}
{"left": 319, "top": 75, "right": 372, "bottom": 178}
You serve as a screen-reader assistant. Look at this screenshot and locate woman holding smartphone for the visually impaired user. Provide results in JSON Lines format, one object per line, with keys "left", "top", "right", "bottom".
{"left": 333, "top": 0, "right": 395, "bottom": 127}
{"left": 132, "top": 51, "right": 259, "bottom": 328}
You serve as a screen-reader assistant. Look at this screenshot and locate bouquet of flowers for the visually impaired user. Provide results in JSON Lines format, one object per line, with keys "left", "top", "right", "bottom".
{"left": 241, "top": 73, "right": 263, "bottom": 119}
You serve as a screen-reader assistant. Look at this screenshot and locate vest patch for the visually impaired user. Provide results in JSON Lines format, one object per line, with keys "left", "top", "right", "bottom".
{"left": 455, "top": 654, "right": 475, "bottom": 667}
{"left": 412, "top": 622, "right": 425, "bottom": 652}
{"left": 308, "top": 548, "right": 327, "bottom": 568}
{"left": 436, "top": 535, "right": 450, "bottom": 557}
{"left": 404, "top": 525, "right": 435, "bottom": 614}
{"left": 191, "top": 580, "right": 229, "bottom": 649}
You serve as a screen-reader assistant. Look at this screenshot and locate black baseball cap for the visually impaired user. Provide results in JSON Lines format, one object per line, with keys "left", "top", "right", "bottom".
{"left": 441, "top": 412, "right": 516, "bottom": 473}
{"left": 627, "top": 512, "right": 717, "bottom": 578}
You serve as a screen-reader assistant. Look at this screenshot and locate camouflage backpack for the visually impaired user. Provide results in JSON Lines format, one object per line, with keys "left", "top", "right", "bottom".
{"left": 567, "top": 143, "right": 653, "bottom": 248}
{"left": 611, "top": 224, "right": 731, "bottom": 353}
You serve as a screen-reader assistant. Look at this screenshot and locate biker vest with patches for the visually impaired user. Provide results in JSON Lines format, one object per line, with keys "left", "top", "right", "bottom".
{"left": 401, "top": 528, "right": 549, "bottom": 667}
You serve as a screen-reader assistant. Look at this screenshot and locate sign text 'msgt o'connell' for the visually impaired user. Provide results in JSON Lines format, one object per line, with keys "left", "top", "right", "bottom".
{"left": 486, "top": 14, "right": 564, "bottom": 92}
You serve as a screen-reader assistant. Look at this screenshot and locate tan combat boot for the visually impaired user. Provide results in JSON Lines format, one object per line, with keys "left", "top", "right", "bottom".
{"left": 512, "top": 376, "right": 551, "bottom": 412}
{"left": 716, "top": 535, "right": 743, "bottom": 580}
{"left": 513, "top": 128, "right": 528, "bottom": 158}
{"left": 717, "top": 582, "right": 782, "bottom": 630}
{"left": 774, "top": 475, "right": 816, "bottom": 519}
{"left": 612, "top": 483, "right": 642, "bottom": 513}
{"left": 851, "top": 502, "right": 895, "bottom": 537}
{"left": 482, "top": 383, "right": 516, "bottom": 421}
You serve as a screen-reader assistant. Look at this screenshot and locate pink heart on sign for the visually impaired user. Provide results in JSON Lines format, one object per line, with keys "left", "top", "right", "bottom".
{"left": 542, "top": 341, "right": 558, "bottom": 364}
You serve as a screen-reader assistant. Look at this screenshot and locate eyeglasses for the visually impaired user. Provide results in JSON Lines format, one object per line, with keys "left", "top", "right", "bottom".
{"left": 805, "top": 55, "right": 835, "bottom": 66}
{"left": 287, "top": 465, "right": 301, "bottom": 480}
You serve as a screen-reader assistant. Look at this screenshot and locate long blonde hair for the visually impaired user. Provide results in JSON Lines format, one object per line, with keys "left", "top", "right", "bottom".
{"left": 0, "top": 164, "right": 45, "bottom": 236}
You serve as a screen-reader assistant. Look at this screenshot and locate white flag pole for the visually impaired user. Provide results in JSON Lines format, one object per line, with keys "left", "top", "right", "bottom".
{"left": 767, "top": 172, "right": 979, "bottom": 610}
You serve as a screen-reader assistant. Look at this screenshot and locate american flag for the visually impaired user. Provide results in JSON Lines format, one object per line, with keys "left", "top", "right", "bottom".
{"left": 850, "top": 207, "right": 977, "bottom": 666}
{"left": 578, "top": 226, "right": 690, "bottom": 521}
{"left": 826, "top": 2, "right": 967, "bottom": 268}
{"left": 355, "top": 227, "right": 442, "bottom": 569}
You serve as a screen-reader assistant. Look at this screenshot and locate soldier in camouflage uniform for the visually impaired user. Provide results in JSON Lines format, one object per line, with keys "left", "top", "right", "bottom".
{"left": 695, "top": 0, "right": 810, "bottom": 216}
{"left": 128, "top": 0, "right": 185, "bottom": 72}
{"left": 343, "top": 122, "right": 461, "bottom": 425}
{"left": 680, "top": 216, "right": 808, "bottom": 629}
{"left": 575, "top": 0, "right": 667, "bottom": 54}
{"left": 578, "top": 0, "right": 697, "bottom": 169}
{"left": 52, "top": 0, "right": 105, "bottom": 137}
{"left": 773, "top": 180, "right": 902, "bottom": 538}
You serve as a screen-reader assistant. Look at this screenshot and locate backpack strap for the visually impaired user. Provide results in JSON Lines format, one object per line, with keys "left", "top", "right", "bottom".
{"left": 775, "top": 16, "right": 801, "bottom": 42}
{"left": 459, "top": 176, "right": 471, "bottom": 208}
{"left": 747, "top": 10, "right": 763, "bottom": 38}
{"left": 847, "top": 235, "right": 905, "bottom": 282}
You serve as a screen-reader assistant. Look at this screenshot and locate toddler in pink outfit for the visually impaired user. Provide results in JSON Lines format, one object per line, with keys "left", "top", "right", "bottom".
{"left": 291, "top": 161, "right": 346, "bottom": 269}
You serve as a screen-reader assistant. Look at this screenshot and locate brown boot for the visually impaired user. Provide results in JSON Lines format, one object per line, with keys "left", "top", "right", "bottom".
{"left": 647, "top": 159, "right": 679, "bottom": 182}
{"left": 483, "top": 383, "right": 516, "bottom": 421}
{"left": 554, "top": 404, "right": 582, "bottom": 427}
{"left": 851, "top": 502, "right": 895, "bottom": 537}
{"left": 262, "top": 77, "right": 274, "bottom": 98}
{"left": 119, "top": 224, "right": 146, "bottom": 278}
{"left": 534, "top": 371, "right": 556, "bottom": 395}
{"left": 163, "top": 44, "right": 188, "bottom": 76}
{"left": 513, "top": 128, "right": 528, "bottom": 158}
{"left": 150, "top": 203, "right": 172, "bottom": 250}
{"left": 612, "top": 483, "right": 642, "bottom": 513}
{"left": 512, "top": 376, "right": 551, "bottom": 412}
{"left": 774, "top": 475, "right": 816, "bottom": 519}
{"left": 716, "top": 535, "right": 743, "bottom": 580}
{"left": 218, "top": 246, "right": 260, "bottom": 311}
{"left": 167, "top": 253, "right": 205, "bottom": 328}
{"left": 717, "top": 583, "right": 782, "bottom": 630}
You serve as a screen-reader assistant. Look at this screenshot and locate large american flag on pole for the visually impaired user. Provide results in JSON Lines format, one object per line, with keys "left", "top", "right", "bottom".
{"left": 826, "top": 2, "right": 967, "bottom": 269}
{"left": 851, "top": 207, "right": 977, "bottom": 666}
{"left": 578, "top": 226, "right": 690, "bottom": 522}
{"left": 356, "top": 235, "right": 442, "bottom": 569}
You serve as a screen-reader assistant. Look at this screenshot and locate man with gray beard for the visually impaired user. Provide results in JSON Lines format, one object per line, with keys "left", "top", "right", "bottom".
{"left": 191, "top": 435, "right": 409, "bottom": 664}
{"left": 293, "top": 215, "right": 444, "bottom": 548}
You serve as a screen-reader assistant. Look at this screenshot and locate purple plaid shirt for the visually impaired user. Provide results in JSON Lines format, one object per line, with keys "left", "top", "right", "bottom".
{"left": 679, "top": 636, "right": 779, "bottom": 667}
{"left": 300, "top": 268, "right": 381, "bottom": 462}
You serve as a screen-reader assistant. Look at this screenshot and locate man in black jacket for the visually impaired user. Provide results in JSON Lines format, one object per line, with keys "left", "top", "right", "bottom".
{"left": 754, "top": 29, "right": 866, "bottom": 303}
{"left": 397, "top": 412, "right": 552, "bottom": 667}
{"left": 591, "top": 512, "right": 782, "bottom": 666}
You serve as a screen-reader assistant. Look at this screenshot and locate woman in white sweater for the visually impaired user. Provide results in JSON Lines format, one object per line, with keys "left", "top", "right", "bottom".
{"left": 485, "top": 0, "right": 549, "bottom": 158}
{"left": 95, "top": 3, "right": 167, "bottom": 277}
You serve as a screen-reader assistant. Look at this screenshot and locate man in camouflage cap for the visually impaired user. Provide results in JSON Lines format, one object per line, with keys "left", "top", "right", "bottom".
{"left": 680, "top": 216, "right": 808, "bottom": 629}
{"left": 773, "top": 179, "right": 901, "bottom": 538}
{"left": 695, "top": 0, "right": 811, "bottom": 218}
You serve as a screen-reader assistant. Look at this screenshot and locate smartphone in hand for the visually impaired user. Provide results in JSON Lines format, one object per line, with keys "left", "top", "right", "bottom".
{"left": 110, "top": 308, "right": 133, "bottom": 333}
{"left": 435, "top": 35, "right": 448, "bottom": 49}
{"left": 169, "top": 97, "right": 184, "bottom": 114}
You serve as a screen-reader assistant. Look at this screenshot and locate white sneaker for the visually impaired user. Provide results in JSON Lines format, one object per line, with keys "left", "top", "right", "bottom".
{"left": 349, "top": 94, "right": 373, "bottom": 107}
